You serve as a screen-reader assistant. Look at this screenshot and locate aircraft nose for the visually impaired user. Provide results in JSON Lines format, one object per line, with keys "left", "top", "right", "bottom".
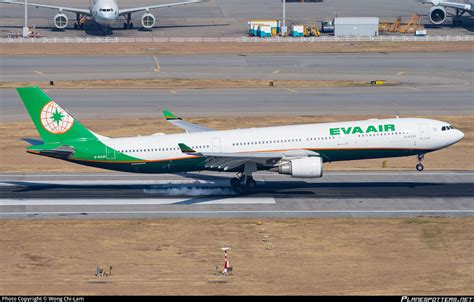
{"left": 453, "top": 129, "right": 464, "bottom": 143}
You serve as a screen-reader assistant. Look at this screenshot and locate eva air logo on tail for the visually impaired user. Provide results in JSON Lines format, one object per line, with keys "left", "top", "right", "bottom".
{"left": 40, "top": 101, "right": 74, "bottom": 134}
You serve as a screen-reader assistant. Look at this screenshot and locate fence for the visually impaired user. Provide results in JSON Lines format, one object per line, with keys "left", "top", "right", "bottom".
{"left": 1, "top": 35, "right": 473, "bottom": 43}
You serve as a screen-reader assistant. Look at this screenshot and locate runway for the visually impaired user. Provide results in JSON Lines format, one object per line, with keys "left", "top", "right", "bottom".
{"left": 0, "top": 0, "right": 472, "bottom": 37}
{"left": 1, "top": 171, "right": 472, "bottom": 218}
{"left": 1, "top": 52, "right": 472, "bottom": 120}
{"left": 2, "top": 86, "right": 473, "bottom": 121}
{"left": 2, "top": 53, "right": 473, "bottom": 84}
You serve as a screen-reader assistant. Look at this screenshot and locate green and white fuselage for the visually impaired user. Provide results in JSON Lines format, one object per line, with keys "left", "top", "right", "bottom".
{"left": 17, "top": 87, "right": 464, "bottom": 188}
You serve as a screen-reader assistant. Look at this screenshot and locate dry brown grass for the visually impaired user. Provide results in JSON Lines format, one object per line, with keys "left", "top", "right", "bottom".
{"left": 0, "top": 218, "right": 472, "bottom": 295}
{"left": 0, "top": 115, "right": 472, "bottom": 173}
{"left": 1, "top": 41, "right": 473, "bottom": 56}
{"left": 0, "top": 79, "right": 380, "bottom": 90}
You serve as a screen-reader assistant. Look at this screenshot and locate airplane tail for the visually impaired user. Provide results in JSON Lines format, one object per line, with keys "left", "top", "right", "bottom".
{"left": 17, "top": 86, "right": 99, "bottom": 144}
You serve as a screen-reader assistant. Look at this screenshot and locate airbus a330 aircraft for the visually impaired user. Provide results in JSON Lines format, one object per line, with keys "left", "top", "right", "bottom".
{"left": 1, "top": 0, "right": 203, "bottom": 35}
{"left": 422, "top": 0, "right": 473, "bottom": 25}
{"left": 17, "top": 87, "right": 464, "bottom": 192}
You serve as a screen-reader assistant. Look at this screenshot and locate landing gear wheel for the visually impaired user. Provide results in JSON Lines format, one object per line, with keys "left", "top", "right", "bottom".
{"left": 416, "top": 163, "right": 424, "bottom": 172}
{"left": 246, "top": 177, "right": 257, "bottom": 189}
{"left": 123, "top": 22, "right": 127, "bottom": 29}
{"left": 230, "top": 177, "right": 243, "bottom": 193}
{"left": 230, "top": 177, "right": 240, "bottom": 188}
{"left": 74, "top": 22, "right": 78, "bottom": 29}
{"left": 453, "top": 18, "right": 463, "bottom": 26}
{"left": 129, "top": 22, "right": 134, "bottom": 29}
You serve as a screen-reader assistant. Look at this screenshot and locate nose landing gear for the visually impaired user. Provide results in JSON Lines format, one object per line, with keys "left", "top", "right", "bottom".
{"left": 416, "top": 153, "right": 424, "bottom": 171}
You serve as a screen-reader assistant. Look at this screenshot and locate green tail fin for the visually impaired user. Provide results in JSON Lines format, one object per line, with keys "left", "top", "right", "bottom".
{"left": 17, "top": 86, "right": 97, "bottom": 144}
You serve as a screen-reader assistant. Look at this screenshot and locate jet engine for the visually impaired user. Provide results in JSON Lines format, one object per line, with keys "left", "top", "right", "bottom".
{"left": 277, "top": 157, "right": 323, "bottom": 178}
{"left": 53, "top": 13, "right": 68, "bottom": 29}
{"left": 141, "top": 13, "right": 156, "bottom": 29}
{"left": 429, "top": 6, "right": 447, "bottom": 24}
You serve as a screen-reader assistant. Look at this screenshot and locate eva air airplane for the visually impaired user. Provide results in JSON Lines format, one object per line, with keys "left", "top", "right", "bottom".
{"left": 17, "top": 86, "right": 464, "bottom": 192}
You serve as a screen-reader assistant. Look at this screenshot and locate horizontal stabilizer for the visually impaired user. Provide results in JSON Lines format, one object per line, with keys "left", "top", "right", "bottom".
{"left": 22, "top": 138, "right": 44, "bottom": 146}
{"left": 28, "top": 145, "right": 75, "bottom": 160}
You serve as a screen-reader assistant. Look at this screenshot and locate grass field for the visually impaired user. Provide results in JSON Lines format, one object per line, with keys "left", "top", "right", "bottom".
{"left": 0, "top": 218, "right": 472, "bottom": 295}
{"left": 1, "top": 41, "right": 472, "bottom": 56}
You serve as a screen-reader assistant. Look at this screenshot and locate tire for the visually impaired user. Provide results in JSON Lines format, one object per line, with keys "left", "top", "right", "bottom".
{"left": 246, "top": 178, "right": 257, "bottom": 189}
{"left": 130, "top": 23, "right": 134, "bottom": 29}
{"left": 416, "top": 163, "right": 424, "bottom": 172}
{"left": 124, "top": 23, "right": 127, "bottom": 29}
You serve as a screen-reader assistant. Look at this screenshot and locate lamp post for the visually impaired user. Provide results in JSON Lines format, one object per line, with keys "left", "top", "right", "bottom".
{"left": 281, "top": 0, "right": 287, "bottom": 36}
{"left": 22, "top": 0, "right": 29, "bottom": 37}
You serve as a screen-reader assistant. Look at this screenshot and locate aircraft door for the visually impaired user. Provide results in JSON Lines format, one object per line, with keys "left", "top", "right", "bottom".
{"left": 106, "top": 146, "right": 116, "bottom": 159}
{"left": 419, "top": 124, "right": 430, "bottom": 140}
{"left": 337, "top": 137, "right": 348, "bottom": 146}
{"left": 212, "top": 138, "right": 222, "bottom": 153}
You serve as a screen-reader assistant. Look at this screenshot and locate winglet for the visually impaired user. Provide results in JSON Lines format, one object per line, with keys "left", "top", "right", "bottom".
{"left": 163, "top": 110, "right": 182, "bottom": 121}
{"left": 178, "top": 143, "right": 196, "bottom": 154}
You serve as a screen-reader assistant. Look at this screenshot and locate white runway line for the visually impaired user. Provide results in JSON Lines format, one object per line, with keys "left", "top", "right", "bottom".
{"left": 0, "top": 210, "right": 473, "bottom": 216}
{"left": 0, "top": 198, "right": 276, "bottom": 205}
{"left": 0, "top": 180, "right": 231, "bottom": 186}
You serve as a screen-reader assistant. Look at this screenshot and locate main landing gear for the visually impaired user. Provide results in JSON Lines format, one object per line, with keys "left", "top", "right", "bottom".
{"left": 452, "top": 9, "right": 465, "bottom": 26}
{"left": 230, "top": 163, "right": 257, "bottom": 192}
{"left": 416, "top": 153, "right": 425, "bottom": 172}
{"left": 123, "top": 13, "right": 133, "bottom": 29}
{"left": 74, "top": 13, "right": 84, "bottom": 30}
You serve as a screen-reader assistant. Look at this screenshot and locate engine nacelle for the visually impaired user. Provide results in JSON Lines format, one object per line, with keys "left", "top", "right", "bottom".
{"left": 429, "top": 6, "right": 447, "bottom": 25}
{"left": 278, "top": 157, "right": 323, "bottom": 178}
{"left": 53, "top": 13, "right": 68, "bottom": 29}
{"left": 141, "top": 13, "right": 156, "bottom": 29}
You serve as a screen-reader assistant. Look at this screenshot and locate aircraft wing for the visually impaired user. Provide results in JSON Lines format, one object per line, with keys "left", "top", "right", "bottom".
{"left": 178, "top": 143, "right": 320, "bottom": 171}
{"left": 422, "top": 0, "right": 472, "bottom": 11}
{"left": 163, "top": 110, "right": 214, "bottom": 133}
{"left": 0, "top": 0, "right": 91, "bottom": 15}
{"left": 118, "top": 0, "right": 203, "bottom": 16}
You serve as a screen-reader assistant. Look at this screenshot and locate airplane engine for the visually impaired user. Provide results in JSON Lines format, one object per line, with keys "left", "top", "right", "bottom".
{"left": 278, "top": 157, "right": 323, "bottom": 178}
{"left": 53, "top": 13, "right": 68, "bottom": 29}
{"left": 141, "top": 13, "right": 156, "bottom": 29}
{"left": 429, "top": 6, "right": 447, "bottom": 24}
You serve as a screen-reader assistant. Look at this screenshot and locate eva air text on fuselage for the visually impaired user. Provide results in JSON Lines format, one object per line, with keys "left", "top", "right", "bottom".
{"left": 329, "top": 124, "right": 396, "bottom": 135}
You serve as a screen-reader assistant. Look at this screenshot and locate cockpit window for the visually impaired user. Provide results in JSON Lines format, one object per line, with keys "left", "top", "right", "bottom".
{"left": 442, "top": 125, "right": 455, "bottom": 131}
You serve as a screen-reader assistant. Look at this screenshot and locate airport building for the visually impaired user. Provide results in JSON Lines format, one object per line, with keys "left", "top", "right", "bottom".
{"left": 334, "top": 17, "right": 379, "bottom": 37}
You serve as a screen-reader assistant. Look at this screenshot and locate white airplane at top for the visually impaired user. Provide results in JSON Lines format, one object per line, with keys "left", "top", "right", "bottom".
{"left": 1, "top": 0, "right": 203, "bottom": 35}
{"left": 422, "top": 0, "right": 473, "bottom": 25}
